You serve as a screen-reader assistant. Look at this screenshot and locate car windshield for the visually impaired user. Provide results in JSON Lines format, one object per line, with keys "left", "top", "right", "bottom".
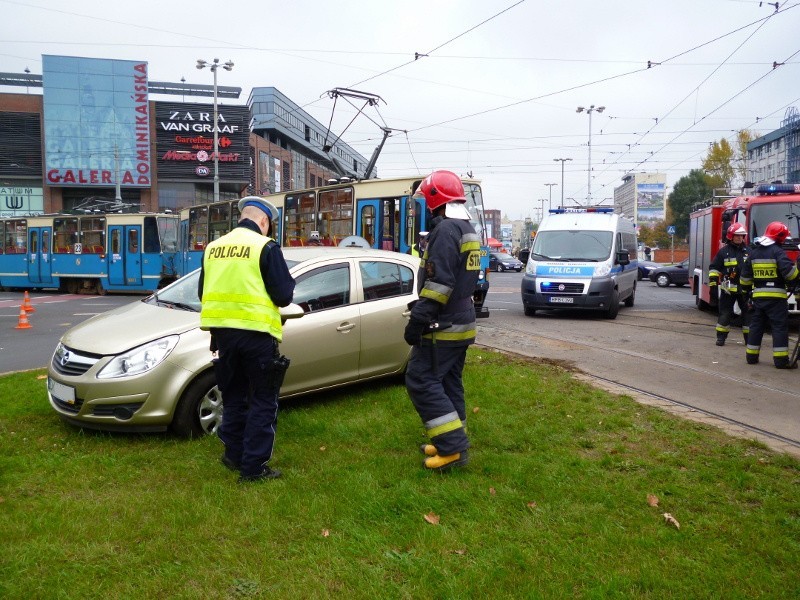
{"left": 531, "top": 230, "right": 613, "bottom": 261}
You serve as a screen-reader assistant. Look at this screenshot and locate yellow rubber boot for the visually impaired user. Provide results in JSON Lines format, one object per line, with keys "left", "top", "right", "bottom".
{"left": 423, "top": 450, "right": 469, "bottom": 471}
{"left": 419, "top": 444, "right": 437, "bottom": 456}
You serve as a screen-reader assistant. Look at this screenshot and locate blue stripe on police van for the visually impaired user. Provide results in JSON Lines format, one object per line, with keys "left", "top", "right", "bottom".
{"left": 535, "top": 265, "right": 597, "bottom": 277}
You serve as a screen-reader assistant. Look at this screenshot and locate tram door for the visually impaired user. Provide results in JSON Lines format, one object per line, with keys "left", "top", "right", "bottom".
{"left": 108, "top": 225, "right": 143, "bottom": 286}
{"left": 27, "top": 227, "right": 53, "bottom": 285}
{"left": 356, "top": 198, "right": 399, "bottom": 250}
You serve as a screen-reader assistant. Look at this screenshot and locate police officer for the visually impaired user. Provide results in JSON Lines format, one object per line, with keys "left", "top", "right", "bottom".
{"left": 739, "top": 221, "right": 798, "bottom": 369}
{"left": 410, "top": 231, "right": 428, "bottom": 258}
{"left": 404, "top": 170, "right": 481, "bottom": 471}
{"left": 709, "top": 223, "right": 750, "bottom": 346}
{"left": 198, "top": 196, "right": 296, "bottom": 482}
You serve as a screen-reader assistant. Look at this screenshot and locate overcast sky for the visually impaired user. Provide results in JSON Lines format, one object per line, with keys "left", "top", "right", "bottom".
{"left": 2, "top": 0, "right": 799, "bottom": 219}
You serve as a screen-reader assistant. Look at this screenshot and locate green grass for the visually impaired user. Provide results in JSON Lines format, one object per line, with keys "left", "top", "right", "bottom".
{"left": 1, "top": 349, "right": 799, "bottom": 599}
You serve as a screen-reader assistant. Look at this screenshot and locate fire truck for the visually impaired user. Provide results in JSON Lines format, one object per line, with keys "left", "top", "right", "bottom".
{"left": 689, "top": 183, "right": 800, "bottom": 312}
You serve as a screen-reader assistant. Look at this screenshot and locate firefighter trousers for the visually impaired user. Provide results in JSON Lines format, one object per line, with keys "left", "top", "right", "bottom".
{"left": 746, "top": 298, "right": 790, "bottom": 367}
{"left": 405, "top": 342, "right": 470, "bottom": 456}
{"left": 716, "top": 292, "right": 750, "bottom": 342}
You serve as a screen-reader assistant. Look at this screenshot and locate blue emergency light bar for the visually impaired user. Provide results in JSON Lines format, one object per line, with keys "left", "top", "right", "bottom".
{"left": 549, "top": 207, "right": 614, "bottom": 214}
{"left": 755, "top": 183, "right": 800, "bottom": 195}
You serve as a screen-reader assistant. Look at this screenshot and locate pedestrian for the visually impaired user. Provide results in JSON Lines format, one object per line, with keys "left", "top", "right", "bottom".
{"left": 708, "top": 223, "right": 751, "bottom": 346}
{"left": 198, "top": 195, "right": 296, "bottom": 482}
{"left": 404, "top": 170, "right": 480, "bottom": 471}
{"left": 644, "top": 246, "right": 652, "bottom": 261}
{"left": 739, "top": 221, "right": 799, "bottom": 368}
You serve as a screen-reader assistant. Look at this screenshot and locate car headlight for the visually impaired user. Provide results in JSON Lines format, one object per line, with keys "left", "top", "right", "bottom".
{"left": 525, "top": 262, "right": 535, "bottom": 276}
{"left": 594, "top": 264, "right": 611, "bottom": 277}
{"left": 97, "top": 335, "right": 179, "bottom": 379}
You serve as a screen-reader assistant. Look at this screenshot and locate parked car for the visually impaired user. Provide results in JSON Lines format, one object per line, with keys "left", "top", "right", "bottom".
{"left": 47, "top": 247, "right": 419, "bottom": 437}
{"left": 648, "top": 259, "right": 689, "bottom": 287}
{"left": 637, "top": 260, "right": 660, "bottom": 281}
{"left": 489, "top": 251, "right": 523, "bottom": 272}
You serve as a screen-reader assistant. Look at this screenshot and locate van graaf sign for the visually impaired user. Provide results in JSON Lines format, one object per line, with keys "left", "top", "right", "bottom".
{"left": 155, "top": 102, "right": 250, "bottom": 181}
{"left": 1, "top": 187, "right": 44, "bottom": 217}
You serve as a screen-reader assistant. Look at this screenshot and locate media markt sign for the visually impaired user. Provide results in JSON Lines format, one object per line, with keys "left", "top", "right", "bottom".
{"left": 0, "top": 186, "right": 45, "bottom": 217}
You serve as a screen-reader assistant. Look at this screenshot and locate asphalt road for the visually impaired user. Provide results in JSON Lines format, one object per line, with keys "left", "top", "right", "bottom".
{"left": 481, "top": 271, "right": 800, "bottom": 458}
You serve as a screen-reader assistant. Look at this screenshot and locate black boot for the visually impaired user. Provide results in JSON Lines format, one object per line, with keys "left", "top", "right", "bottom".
{"left": 716, "top": 334, "right": 726, "bottom": 347}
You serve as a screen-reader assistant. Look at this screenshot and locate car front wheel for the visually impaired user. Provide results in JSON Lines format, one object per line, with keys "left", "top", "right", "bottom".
{"left": 171, "top": 370, "right": 223, "bottom": 438}
{"left": 656, "top": 273, "right": 671, "bottom": 287}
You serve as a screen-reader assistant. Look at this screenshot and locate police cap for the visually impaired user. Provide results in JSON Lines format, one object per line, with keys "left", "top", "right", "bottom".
{"left": 238, "top": 196, "right": 279, "bottom": 221}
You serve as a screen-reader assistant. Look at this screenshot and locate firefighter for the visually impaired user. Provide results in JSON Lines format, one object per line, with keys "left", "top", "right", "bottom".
{"left": 739, "top": 221, "right": 799, "bottom": 368}
{"left": 404, "top": 170, "right": 481, "bottom": 471}
{"left": 708, "top": 223, "right": 750, "bottom": 346}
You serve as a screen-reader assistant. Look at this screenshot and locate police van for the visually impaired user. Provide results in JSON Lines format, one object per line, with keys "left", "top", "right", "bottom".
{"left": 520, "top": 207, "right": 638, "bottom": 319}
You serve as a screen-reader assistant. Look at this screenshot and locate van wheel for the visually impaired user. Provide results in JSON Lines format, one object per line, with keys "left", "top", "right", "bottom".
{"left": 524, "top": 305, "right": 537, "bottom": 317}
{"left": 605, "top": 290, "right": 620, "bottom": 319}
{"left": 171, "top": 370, "right": 223, "bottom": 438}
{"left": 624, "top": 284, "right": 635, "bottom": 307}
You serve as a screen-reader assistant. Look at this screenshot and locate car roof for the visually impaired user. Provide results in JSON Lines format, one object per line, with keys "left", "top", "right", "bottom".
{"left": 281, "top": 246, "right": 420, "bottom": 267}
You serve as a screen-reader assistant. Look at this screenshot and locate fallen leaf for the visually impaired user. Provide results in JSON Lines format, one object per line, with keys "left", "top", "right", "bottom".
{"left": 36, "top": 374, "right": 47, "bottom": 380}
{"left": 663, "top": 513, "right": 680, "bottom": 529}
{"left": 321, "top": 529, "right": 330, "bottom": 537}
{"left": 424, "top": 512, "right": 440, "bottom": 525}
{"left": 319, "top": 446, "right": 326, "bottom": 451}
{"left": 647, "top": 494, "right": 659, "bottom": 507}
{"left": 452, "top": 548, "right": 467, "bottom": 555}
{"left": 472, "top": 406, "right": 480, "bottom": 414}
{"left": 489, "top": 487, "right": 496, "bottom": 496}
{"left": 526, "top": 501, "right": 537, "bottom": 509}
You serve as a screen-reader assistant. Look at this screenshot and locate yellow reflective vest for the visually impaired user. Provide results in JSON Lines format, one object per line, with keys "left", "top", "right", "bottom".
{"left": 200, "top": 227, "right": 283, "bottom": 341}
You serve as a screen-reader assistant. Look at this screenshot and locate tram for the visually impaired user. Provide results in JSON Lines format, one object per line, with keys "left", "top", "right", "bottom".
{"left": 179, "top": 175, "right": 491, "bottom": 317}
{"left": 0, "top": 212, "right": 179, "bottom": 294}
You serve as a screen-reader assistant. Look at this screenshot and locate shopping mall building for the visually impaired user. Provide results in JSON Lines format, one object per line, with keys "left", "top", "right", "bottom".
{"left": 0, "top": 55, "right": 369, "bottom": 217}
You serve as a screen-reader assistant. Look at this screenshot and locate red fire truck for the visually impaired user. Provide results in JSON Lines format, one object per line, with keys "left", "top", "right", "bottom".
{"left": 689, "top": 183, "right": 800, "bottom": 312}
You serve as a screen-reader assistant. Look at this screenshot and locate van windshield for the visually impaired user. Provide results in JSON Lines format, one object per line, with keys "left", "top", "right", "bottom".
{"left": 531, "top": 230, "right": 613, "bottom": 262}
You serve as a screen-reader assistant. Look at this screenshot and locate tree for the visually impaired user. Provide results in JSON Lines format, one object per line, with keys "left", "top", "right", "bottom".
{"left": 667, "top": 169, "right": 724, "bottom": 239}
{"left": 702, "top": 129, "right": 758, "bottom": 189}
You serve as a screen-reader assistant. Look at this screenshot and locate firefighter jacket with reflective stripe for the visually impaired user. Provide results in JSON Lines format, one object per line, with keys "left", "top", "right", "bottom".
{"left": 200, "top": 227, "right": 283, "bottom": 341}
{"left": 708, "top": 241, "right": 748, "bottom": 293}
{"left": 411, "top": 216, "right": 481, "bottom": 346}
{"left": 740, "top": 242, "right": 799, "bottom": 300}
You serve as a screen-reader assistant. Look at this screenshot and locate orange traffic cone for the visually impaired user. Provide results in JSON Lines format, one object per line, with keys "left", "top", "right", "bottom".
{"left": 22, "top": 290, "right": 35, "bottom": 313}
{"left": 15, "top": 305, "right": 32, "bottom": 329}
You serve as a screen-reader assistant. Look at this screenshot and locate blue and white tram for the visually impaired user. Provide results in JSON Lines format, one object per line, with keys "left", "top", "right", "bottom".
{"left": 0, "top": 213, "right": 179, "bottom": 294}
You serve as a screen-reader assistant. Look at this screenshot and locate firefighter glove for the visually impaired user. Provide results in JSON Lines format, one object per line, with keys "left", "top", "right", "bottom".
{"left": 404, "top": 318, "right": 427, "bottom": 346}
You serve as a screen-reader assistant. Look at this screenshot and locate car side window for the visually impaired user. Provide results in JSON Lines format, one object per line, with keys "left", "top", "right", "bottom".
{"left": 293, "top": 264, "right": 350, "bottom": 313}
{"left": 360, "top": 261, "right": 414, "bottom": 301}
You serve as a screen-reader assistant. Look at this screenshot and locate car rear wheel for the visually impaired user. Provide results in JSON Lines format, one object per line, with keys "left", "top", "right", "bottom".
{"left": 171, "top": 370, "right": 223, "bottom": 438}
{"left": 656, "top": 273, "right": 671, "bottom": 288}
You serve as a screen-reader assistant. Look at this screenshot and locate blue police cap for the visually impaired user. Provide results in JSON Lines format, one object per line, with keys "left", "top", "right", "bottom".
{"left": 238, "top": 196, "right": 278, "bottom": 221}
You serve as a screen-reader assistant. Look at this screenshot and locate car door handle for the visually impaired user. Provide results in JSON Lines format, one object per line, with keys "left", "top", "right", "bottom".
{"left": 402, "top": 310, "right": 411, "bottom": 317}
{"left": 336, "top": 322, "right": 356, "bottom": 332}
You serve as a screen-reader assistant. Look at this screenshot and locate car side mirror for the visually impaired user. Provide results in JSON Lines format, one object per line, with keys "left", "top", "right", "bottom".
{"left": 616, "top": 251, "right": 630, "bottom": 266}
{"left": 279, "top": 303, "right": 305, "bottom": 322}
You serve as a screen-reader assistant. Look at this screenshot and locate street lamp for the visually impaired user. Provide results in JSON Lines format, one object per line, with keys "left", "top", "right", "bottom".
{"left": 576, "top": 104, "right": 605, "bottom": 204}
{"left": 544, "top": 183, "right": 558, "bottom": 212}
{"left": 197, "top": 58, "right": 234, "bottom": 202}
{"left": 553, "top": 158, "right": 572, "bottom": 206}
{"left": 537, "top": 198, "right": 546, "bottom": 222}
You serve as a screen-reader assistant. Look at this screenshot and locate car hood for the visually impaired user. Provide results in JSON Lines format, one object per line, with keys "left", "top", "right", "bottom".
{"left": 60, "top": 300, "right": 199, "bottom": 355}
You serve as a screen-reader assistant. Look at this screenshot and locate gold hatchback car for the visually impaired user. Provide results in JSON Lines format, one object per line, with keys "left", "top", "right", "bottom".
{"left": 47, "top": 247, "right": 419, "bottom": 436}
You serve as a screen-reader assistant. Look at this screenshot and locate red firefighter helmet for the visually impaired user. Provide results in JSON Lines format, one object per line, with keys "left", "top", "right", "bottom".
{"left": 413, "top": 170, "right": 466, "bottom": 211}
{"left": 726, "top": 223, "right": 747, "bottom": 241}
{"left": 764, "top": 221, "right": 790, "bottom": 244}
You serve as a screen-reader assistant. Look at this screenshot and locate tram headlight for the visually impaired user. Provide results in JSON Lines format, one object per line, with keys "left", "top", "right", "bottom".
{"left": 97, "top": 335, "right": 179, "bottom": 379}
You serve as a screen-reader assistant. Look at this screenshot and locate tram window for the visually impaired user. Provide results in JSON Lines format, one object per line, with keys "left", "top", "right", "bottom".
{"left": 209, "top": 202, "right": 231, "bottom": 242}
{"left": 381, "top": 199, "right": 398, "bottom": 251}
{"left": 42, "top": 230, "right": 51, "bottom": 255}
{"left": 319, "top": 188, "right": 353, "bottom": 246}
{"left": 284, "top": 192, "right": 315, "bottom": 246}
{"left": 128, "top": 229, "right": 140, "bottom": 253}
{"left": 80, "top": 217, "right": 106, "bottom": 253}
{"left": 30, "top": 230, "right": 38, "bottom": 254}
{"left": 143, "top": 216, "right": 160, "bottom": 252}
{"left": 360, "top": 205, "right": 375, "bottom": 247}
{"left": 157, "top": 216, "right": 178, "bottom": 252}
{"left": 0, "top": 222, "right": 4, "bottom": 254}
{"left": 54, "top": 217, "right": 78, "bottom": 253}
{"left": 111, "top": 229, "right": 121, "bottom": 255}
{"left": 6, "top": 219, "right": 27, "bottom": 253}
{"left": 189, "top": 206, "right": 209, "bottom": 250}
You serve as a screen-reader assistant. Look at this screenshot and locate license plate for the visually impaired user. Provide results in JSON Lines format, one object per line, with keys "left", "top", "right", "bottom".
{"left": 549, "top": 296, "right": 574, "bottom": 304}
{"left": 48, "top": 377, "right": 75, "bottom": 404}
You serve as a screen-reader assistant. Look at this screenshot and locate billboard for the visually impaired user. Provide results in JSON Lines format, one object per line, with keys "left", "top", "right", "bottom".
{"left": 636, "top": 182, "right": 665, "bottom": 222}
{"left": 42, "top": 55, "right": 151, "bottom": 188}
{"left": 1, "top": 186, "right": 44, "bottom": 217}
{"left": 155, "top": 102, "right": 250, "bottom": 183}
